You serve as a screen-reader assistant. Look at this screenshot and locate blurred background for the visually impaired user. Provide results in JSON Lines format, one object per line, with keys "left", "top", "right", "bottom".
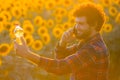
{"left": 0, "top": 0, "right": 120, "bottom": 80}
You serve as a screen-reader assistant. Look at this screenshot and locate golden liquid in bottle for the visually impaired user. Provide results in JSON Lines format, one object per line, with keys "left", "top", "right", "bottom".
{"left": 14, "top": 25, "right": 24, "bottom": 45}
{"left": 72, "top": 34, "right": 75, "bottom": 38}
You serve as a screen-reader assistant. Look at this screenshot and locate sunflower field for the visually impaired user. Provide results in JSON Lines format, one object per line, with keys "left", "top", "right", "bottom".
{"left": 0, "top": 0, "right": 120, "bottom": 80}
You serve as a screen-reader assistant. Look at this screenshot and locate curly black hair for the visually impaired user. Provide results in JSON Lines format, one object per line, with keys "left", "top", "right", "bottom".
{"left": 73, "top": 2, "right": 106, "bottom": 31}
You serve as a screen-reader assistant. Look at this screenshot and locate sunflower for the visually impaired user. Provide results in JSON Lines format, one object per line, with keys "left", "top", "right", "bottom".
{"left": 11, "top": 6, "right": 22, "bottom": 19}
{"left": 112, "top": 0, "right": 119, "bottom": 4}
{"left": 37, "top": 26, "right": 48, "bottom": 36}
{"left": 23, "top": 20, "right": 32, "bottom": 25}
{"left": 103, "top": 23, "right": 112, "bottom": 32}
{"left": 45, "top": 1, "right": 55, "bottom": 10}
{"left": 109, "top": 6, "right": 118, "bottom": 17}
{"left": 34, "top": 16, "right": 43, "bottom": 26}
{"left": 41, "top": 33, "right": 51, "bottom": 45}
{"left": 23, "top": 31, "right": 30, "bottom": 38}
{"left": 22, "top": 11, "right": 27, "bottom": 19}
{"left": 23, "top": 0, "right": 33, "bottom": 11}
{"left": 68, "top": 16, "right": 75, "bottom": 26}
{"left": 115, "top": 13, "right": 120, "bottom": 24}
{"left": 78, "top": 0, "right": 93, "bottom": 2}
{"left": 12, "top": 0, "right": 22, "bottom": 7}
{"left": 1, "top": 0, "right": 12, "bottom": 11}
{"left": 20, "top": 5, "right": 27, "bottom": 18}
{"left": 25, "top": 35, "right": 34, "bottom": 46}
{"left": 52, "top": 27, "right": 63, "bottom": 39}
{"left": 34, "top": 0, "right": 44, "bottom": 13}
{"left": 47, "top": 19, "right": 54, "bottom": 29}
{"left": 55, "top": 24, "right": 62, "bottom": 28}
{"left": 53, "top": 0, "right": 62, "bottom": 5}
{"left": 11, "top": 20, "right": 21, "bottom": 26}
{"left": 0, "top": 14, "right": 7, "bottom": 23}
{"left": 32, "top": 40, "right": 43, "bottom": 51}
{"left": 55, "top": 15, "right": 62, "bottom": 23}
{"left": 53, "top": 8, "right": 61, "bottom": 16}
{"left": 1, "top": 11, "right": 12, "bottom": 21}
{"left": 0, "top": 43, "right": 10, "bottom": 56}
{"left": 40, "top": 20, "right": 47, "bottom": 27}
{"left": 62, "top": 22, "right": 71, "bottom": 31}
{"left": 116, "top": 0, "right": 120, "bottom": 8}
{"left": 101, "top": 0, "right": 112, "bottom": 7}
{"left": 53, "top": 7, "right": 67, "bottom": 16}
{"left": 59, "top": 8, "right": 67, "bottom": 16}
{"left": 23, "top": 23, "right": 34, "bottom": 34}
{"left": 62, "top": 0, "right": 72, "bottom": 8}
{"left": 4, "top": 22, "right": 12, "bottom": 31}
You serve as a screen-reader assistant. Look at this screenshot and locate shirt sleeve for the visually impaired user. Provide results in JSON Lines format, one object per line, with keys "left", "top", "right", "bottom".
{"left": 55, "top": 42, "right": 78, "bottom": 59}
{"left": 65, "top": 48, "right": 94, "bottom": 72}
{"left": 38, "top": 45, "right": 95, "bottom": 75}
{"left": 38, "top": 56, "right": 72, "bottom": 75}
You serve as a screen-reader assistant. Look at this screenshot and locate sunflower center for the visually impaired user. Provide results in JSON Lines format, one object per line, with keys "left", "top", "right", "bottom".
{"left": 44, "top": 36, "right": 48, "bottom": 41}
{"left": 111, "top": 9, "right": 115, "bottom": 13}
{"left": 105, "top": 0, "right": 109, "bottom": 4}
{"left": 26, "top": 39, "right": 30, "bottom": 44}
{"left": 26, "top": 27, "right": 31, "bottom": 32}
{"left": 41, "top": 22, "right": 45, "bottom": 26}
{"left": 118, "top": 1, "right": 120, "bottom": 5}
{"left": 61, "top": 10, "right": 65, "bottom": 14}
{"left": 65, "top": 1, "right": 70, "bottom": 5}
{"left": 64, "top": 25, "right": 68, "bottom": 28}
{"left": 48, "top": 3, "right": 53, "bottom": 8}
{"left": 70, "top": 19, "right": 75, "bottom": 23}
{"left": 0, "top": 46, "right": 8, "bottom": 53}
{"left": 15, "top": 10, "right": 19, "bottom": 15}
{"left": 55, "top": 0, "right": 59, "bottom": 2}
{"left": 36, "top": 19, "right": 40, "bottom": 24}
{"left": 48, "top": 22, "right": 52, "bottom": 25}
{"left": 106, "top": 26, "right": 110, "bottom": 30}
{"left": 0, "top": 17, "right": 3, "bottom": 22}
{"left": 35, "top": 43, "right": 40, "bottom": 47}
{"left": 41, "top": 29, "right": 45, "bottom": 34}
{"left": 5, "top": 14, "right": 8, "bottom": 19}
{"left": 56, "top": 30, "right": 60, "bottom": 34}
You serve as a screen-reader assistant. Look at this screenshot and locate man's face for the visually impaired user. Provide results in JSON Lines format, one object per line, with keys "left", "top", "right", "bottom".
{"left": 74, "top": 16, "right": 92, "bottom": 39}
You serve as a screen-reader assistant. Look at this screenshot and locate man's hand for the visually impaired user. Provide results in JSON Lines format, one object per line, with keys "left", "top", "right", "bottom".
{"left": 14, "top": 37, "right": 30, "bottom": 58}
{"left": 59, "top": 28, "right": 76, "bottom": 47}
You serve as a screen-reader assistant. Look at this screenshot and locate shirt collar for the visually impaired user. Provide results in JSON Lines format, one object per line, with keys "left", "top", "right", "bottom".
{"left": 78, "top": 32, "right": 101, "bottom": 47}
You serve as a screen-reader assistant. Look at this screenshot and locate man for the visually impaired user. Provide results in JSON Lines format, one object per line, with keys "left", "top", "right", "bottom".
{"left": 14, "top": 2, "right": 109, "bottom": 80}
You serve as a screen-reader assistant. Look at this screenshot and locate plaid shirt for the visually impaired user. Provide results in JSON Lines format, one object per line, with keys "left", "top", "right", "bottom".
{"left": 39, "top": 33, "right": 109, "bottom": 80}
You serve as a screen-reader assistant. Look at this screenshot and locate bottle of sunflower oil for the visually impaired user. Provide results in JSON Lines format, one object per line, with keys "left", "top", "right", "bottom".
{"left": 14, "top": 25, "right": 24, "bottom": 45}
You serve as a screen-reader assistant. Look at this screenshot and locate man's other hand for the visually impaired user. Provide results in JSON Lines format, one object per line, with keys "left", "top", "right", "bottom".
{"left": 59, "top": 28, "right": 76, "bottom": 47}
{"left": 14, "top": 37, "right": 30, "bottom": 58}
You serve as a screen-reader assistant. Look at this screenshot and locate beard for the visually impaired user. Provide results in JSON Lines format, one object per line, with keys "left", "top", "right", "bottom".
{"left": 74, "top": 27, "right": 92, "bottom": 40}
